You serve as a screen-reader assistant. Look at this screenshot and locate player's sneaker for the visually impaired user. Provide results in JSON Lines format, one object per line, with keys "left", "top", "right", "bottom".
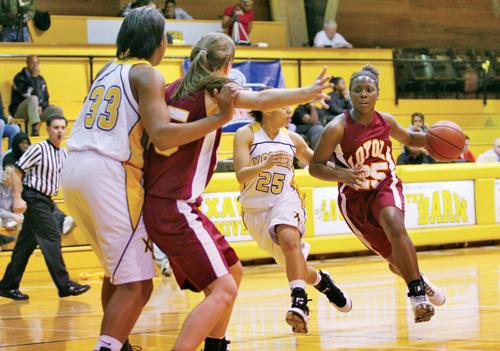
{"left": 314, "top": 270, "right": 352, "bottom": 312}
{"left": 409, "top": 293, "right": 435, "bottom": 323}
{"left": 421, "top": 273, "right": 446, "bottom": 306}
{"left": 286, "top": 287, "right": 309, "bottom": 333}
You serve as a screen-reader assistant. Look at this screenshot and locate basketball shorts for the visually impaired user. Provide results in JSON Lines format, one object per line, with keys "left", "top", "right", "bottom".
{"left": 338, "top": 175, "right": 405, "bottom": 258}
{"left": 242, "top": 190, "right": 309, "bottom": 267}
{"left": 143, "top": 196, "right": 239, "bottom": 292}
{"left": 62, "top": 151, "right": 155, "bottom": 285}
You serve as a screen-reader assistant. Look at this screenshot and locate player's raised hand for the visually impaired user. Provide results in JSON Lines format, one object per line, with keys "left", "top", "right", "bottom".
{"left": 262, "top": 151, "right": 293, "bottom": 170}
{"left": 214, "top": 82, "right": 242, "bottom": 124}
{"left": 306, "top": 66, "right": 333, "bottom": 109}
{"left": 340, "top": 166, "right": 366, "bottom": 190}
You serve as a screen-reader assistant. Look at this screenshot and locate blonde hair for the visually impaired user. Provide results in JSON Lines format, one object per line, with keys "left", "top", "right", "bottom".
{"left": 172, "top": 32, "right": 235, "bottom": 101}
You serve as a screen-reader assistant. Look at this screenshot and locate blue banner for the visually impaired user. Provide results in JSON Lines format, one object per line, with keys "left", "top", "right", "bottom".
{"left": 182, "top": 59, "right": 285, "bottom": 89}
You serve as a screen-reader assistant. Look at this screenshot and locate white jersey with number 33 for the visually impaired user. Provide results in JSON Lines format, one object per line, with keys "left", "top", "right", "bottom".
{"left": 238, "top": 122, "right": 300, "bottom": 210}
{"left": 67, "top": 59, "right": 149, "bottom": 169}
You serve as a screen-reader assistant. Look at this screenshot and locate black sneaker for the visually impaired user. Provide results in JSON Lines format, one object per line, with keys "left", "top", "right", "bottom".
{"left": 285, "top": 287, "right": 309, "bottom": 333}
{"left": 0, "top": 234, "right": 15, "bottom": 245}
{"left": 0, "top": 288, "right": 29, "bottom": 300}
{"left": 58, "top": 280, "right": 91, "bottom": 297}
{"left": 121, "top": 339, "right": 142, "bottom": 351}
{"left": 314, "top": 270, "right": 352, "bottom": 312}
{"left": 202, "top": 336, "right": 230, "bottom": 351}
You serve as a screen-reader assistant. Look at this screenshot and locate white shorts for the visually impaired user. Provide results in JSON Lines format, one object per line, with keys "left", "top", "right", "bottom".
{"left": 242, "top": 191, "right": 309, "bottom": 267}
{"left": 62, "top": 151, "right": 155, "bottom": 285}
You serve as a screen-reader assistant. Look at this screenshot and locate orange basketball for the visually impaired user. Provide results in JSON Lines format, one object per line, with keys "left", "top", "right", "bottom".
{"left": 426, "top": 121, "right": 466, "bottom": 161}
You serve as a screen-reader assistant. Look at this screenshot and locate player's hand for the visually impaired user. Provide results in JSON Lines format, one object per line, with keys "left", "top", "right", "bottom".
{"left": 340, "top": 166, "right": 366, "bottom": 190}
{"left": 261, "top": 151, "right": 293, "bottom": 170}
{"left": 214, "top": 82, "right": 241, "bottom": 124}
{"left": 13, "top": 197, "right": 27, "bottom": 214}
{"left": 306, "top": 66, "right": 333, "bottom": 109}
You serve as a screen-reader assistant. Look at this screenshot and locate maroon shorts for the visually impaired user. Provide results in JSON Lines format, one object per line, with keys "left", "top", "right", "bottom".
{"left": 143, "top": 196, "right": 239, "bottom": 292}
{"left": 338, "top": 176, "right": 405, "bottom": 258}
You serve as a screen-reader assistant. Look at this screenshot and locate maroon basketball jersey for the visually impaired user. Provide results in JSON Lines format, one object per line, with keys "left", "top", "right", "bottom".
{"left": 144, "top": 79, "right": 221, "bottom": 202}
{"left": 334, "top": 110, "right": 398, "bottom": 197}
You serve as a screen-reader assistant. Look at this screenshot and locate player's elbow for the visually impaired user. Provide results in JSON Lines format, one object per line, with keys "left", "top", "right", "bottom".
{"left": 235, "top": 172, "right": 246, "bottom": 185}
{"left": 308, "top": 163, "right": 320, "bottom": 177}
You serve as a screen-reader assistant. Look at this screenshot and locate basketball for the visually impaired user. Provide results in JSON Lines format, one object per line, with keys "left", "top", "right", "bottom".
{"left": 426, "top": 121, "right": 466, "bottom": 161}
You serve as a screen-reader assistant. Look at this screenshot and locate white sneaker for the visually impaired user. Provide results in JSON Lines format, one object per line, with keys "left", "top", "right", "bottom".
{"left": 410, "top": 294, "right": 435, "bottom": 323}
{"left": 421, "top": 274, "right": 446, "bottom": 306}
{"left": 160, "top": 258, "right": 172, "bottom": 277}
{"left": 62, "top": 216, "right": 76, "bottom": 235}
{"left": 5, "top": 220, "right": 17, "bottom": 230}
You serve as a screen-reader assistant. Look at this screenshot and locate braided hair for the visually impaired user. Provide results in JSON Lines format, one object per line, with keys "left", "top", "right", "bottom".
{"left": 350, "top": 64, "right": 380, "bottom": 93}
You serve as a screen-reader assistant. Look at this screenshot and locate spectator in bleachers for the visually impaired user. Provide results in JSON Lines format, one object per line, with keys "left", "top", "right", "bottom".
{"left": 2, "top": 132, "right": 75, "bottom": 235}
{"left": 0, "top": 92, "right": 21, "bottom": 153}
{"left": 292, "top": 102, "right": 325, "bottom": 148}
{"left": 326, "top": 76, "right": 352, "bottom": 122}
{"left": 410, "top": 112, "right": 428, "bottom": 132}
{"left": 459, "top": 135, "right": 476, "bottom": 162}
{"left": 222, "top": 0, "right": 254, "bottom": 44}
{"left": 313, "top": 20, "right": 352, "bottom": 48}
{"left": 162, "top": 0, "right": 192, "bottom": 19}
{"left": 120, "top": 0, "right": 158, "bottom": 16}
{"left": 9, "top": 55, "right": 63, "bottom": 137}
{"left": 0, "top": 166, "right": 23, "bottom": 230}
{"left": 397, "top": 126, "right": 435, "bottom": 165}
{"left": 477, "top": 137, "right": 500, "bottom": 162}
{"left": 0, "top": 0, "right": 34, "bottom": 42}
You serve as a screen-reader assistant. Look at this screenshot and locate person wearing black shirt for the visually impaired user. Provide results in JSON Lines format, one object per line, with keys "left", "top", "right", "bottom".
{"left": 325, "top": 77, "right": 352, "bottom": 123}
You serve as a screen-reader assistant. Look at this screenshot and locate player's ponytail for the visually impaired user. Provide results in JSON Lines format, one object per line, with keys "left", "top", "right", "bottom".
{"left": 172, "top": 32, "right": 236, "bottom": 101}
{"left": 350, "top": 64, "right": 380, "bottom": 92}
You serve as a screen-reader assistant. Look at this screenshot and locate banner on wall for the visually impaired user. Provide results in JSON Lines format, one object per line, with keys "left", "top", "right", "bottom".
{"left": 496, "top": 180, "right": 500, "bottom": 223}
{"left": 313, "top": 180, "right": 476, "bottom": 235}
{"left": 200, "top": 192, "right": 252, "bottom": 242}
{"left": 183, "top": 59, "right": 286, "bottom": 88}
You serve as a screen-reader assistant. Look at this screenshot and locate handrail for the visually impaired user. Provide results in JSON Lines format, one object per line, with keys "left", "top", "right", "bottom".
{"left": 0, "top": 53, "right": 493, "bottom": 104}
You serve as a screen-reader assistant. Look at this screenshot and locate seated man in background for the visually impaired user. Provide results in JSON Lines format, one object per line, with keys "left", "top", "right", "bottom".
{"left": 9, "top": 55, "right": 64, "bottom": 136}
{"left": 0, "top": 92, "right": 21, "bottom": 154}
{"left": 459, "top": 135, "right": 476, "bottom": 162}
{"left": 397, "top": 127, "right": 435, "bottom": 165}
{"left": 291, "top": 102, "right": 325, "bottom": 148}
{"left": 222, "top": 0, "right": 254, "bottom": 44}
{"left": 477, "top": 137, "right": 500, "bottom": 162}
{"left": 313, "top": 19, "right": 353, "bottom": 48}
{"left": 120, "top": 0, "right": 158, "bottom": 16}
{"left": 162, "top": 0, "right": 192, "bottom": 19}
{"left": 0, "top": 0, "right": 34, "bottom": 42}
{"left": 326, "top": 77, "right": 352, "bottom": 123}
{"left": 0, "top": 166, "right": 23, "bottom": 230}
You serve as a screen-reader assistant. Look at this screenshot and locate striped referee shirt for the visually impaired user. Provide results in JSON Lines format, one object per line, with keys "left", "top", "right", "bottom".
{"left": 15, "top": 140, "right": 67, "bottom": 197}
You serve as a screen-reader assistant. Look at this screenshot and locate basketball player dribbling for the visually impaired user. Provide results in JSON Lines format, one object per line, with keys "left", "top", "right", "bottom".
{"left": 143, "top": 32, "right": 333, "bottom": 351}
{"left": 309, "top": 65, "right": 446, "bottom": 323}
{"left": 62, "top": 9, "right": 239, "bottom": 351}
{"left": 233, "top": 105, "right": 352, "bottom": 334}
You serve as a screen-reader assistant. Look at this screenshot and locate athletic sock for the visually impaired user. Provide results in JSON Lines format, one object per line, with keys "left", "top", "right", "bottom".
{"left": 313, "top": 271, "right": 322, "bottom": 286}
{"left": 289, "top": 279, "right": 306, "bottom": 291}
{"left": 94, "top": 335, "right": 123, "bottom": 351}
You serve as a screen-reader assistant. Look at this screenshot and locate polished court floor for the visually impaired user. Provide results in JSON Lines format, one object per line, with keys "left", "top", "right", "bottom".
{"left": 1, "top": 246, "right": 500, "bottom": 350}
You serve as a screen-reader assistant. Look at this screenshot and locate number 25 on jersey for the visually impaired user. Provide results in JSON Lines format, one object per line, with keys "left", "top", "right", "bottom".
{"left": 84, "top": 85, "right": 121, "bottom": 131}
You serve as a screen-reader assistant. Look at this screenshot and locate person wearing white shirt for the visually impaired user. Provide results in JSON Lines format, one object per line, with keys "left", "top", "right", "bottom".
{"left": 477, "top": 137, "right": 500, "bottom": 162}
{"left": 314, "top": 19, "right": 353, "bottom": 48}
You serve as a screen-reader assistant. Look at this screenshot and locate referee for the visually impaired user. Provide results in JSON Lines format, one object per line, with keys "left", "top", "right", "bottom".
{"left": 0, "top": 115, "right": 90, "bottom": 300}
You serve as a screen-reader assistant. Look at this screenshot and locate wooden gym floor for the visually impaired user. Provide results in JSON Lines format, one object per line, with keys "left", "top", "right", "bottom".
{"left": 1, "top": 246, "right": 499, "bottom": 350}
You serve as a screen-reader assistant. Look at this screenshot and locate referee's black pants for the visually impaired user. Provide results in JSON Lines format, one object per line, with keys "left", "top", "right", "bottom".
{"left": 0, "top": 188, "right": 70, "bottom": 293}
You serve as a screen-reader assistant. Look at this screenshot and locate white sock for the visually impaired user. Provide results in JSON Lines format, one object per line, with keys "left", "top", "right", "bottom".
{"left": 289, "top": 279, "right": 306, "bottom": 290}
{"left": 313, "top": 271, "right": 322, "bottom": 286}
{"left": 94, "top": 335, "right": 123, "bottom": 351}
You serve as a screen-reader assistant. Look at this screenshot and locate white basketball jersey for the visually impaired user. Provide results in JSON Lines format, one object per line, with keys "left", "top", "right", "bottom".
{"left": 238, "top": 122, "right": 300, "bottom": 210}
{"left": 67, "top": 59, "right": 149, "bottom": 169}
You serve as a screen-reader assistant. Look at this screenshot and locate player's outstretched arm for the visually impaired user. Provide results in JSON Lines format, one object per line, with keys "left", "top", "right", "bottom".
{"left": 131, "top": 65, "right": 238, "bottom": 151}
{"left": 309, "top": 119, "right": 365, "bottom": 189}
{"left": 235, "top": 67, "right": 332, "bottom": 111}
{"left": 289, "top": 132, "right": 313, "bottom": 166}
{"left": 382, "top": 112, "right": 427, "bottom": 148}
{"left": 233, "top": 126, "right": 292, "bottom": 185}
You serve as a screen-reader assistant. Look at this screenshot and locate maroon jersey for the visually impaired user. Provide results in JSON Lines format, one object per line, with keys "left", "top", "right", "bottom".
{"left": 334, "top": 110, "right": 399, "bottom": 198}
{"left": 144, "top": 79, "right": 221, "bottom": 202}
